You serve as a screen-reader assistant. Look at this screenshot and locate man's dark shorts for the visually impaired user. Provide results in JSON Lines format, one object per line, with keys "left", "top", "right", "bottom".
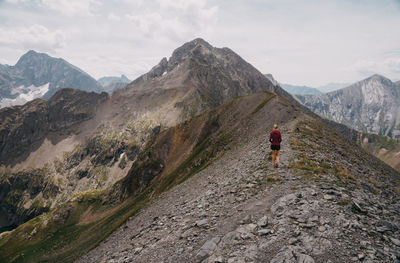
{"left": 271, "top": 145, "right": 280, "bottom": 151}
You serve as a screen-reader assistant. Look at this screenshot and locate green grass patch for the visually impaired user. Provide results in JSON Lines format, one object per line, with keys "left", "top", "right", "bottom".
{"left": 252, "top": 92, "right": 276, "bottom": 114}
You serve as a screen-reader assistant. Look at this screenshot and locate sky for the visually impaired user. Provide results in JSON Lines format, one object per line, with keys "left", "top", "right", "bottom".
{"left": 0, "top": 0, "right": 399, "bottom": 87}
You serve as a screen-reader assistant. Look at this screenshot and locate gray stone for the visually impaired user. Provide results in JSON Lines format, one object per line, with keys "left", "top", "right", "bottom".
{"left": 297, "top": 254, "right": 315, "bottom": 263}
{"left": 221, "top": 231, "right": 241, "bottom": 246}
{"left": 257, "top": 229, "right": 273, "bottom": 236}
{"left": 351, "top": 200, "right": 367, "bottom": 215}
{"left": 390, "top": 237, "right": 400, "bottom": 246}
{"left": 323, "top": 195, "right": 335, "bottom": 200}
{"left": 257, "top": 216, "right": 269, "bottom": 227}
{"left": 196, "top": 219, "right": 209, "bottom": 228}
{"left": 196, "top": 237, "right": 221, "bottom": 262}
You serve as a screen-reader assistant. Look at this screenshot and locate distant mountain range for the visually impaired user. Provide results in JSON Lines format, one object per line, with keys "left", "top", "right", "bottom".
{"left": 98, "top": 74, "right": 130, "bottom": 87}
{"left": 0, "top": 51, "right": 103, "bottom": 108}
{"left": 296, "top": 74, "right": 400, "bottom": 140}
{"left": 279, "top": 83, "right": 322, "bottom": 94}
{"left": 317, "top": 82, "right": 351, "bottom": 93}
{"left": 97, "top": 74, "right": 131, "bottom": 94}
{"left": 264, "top": 74, "right": 350, "bottom": 95}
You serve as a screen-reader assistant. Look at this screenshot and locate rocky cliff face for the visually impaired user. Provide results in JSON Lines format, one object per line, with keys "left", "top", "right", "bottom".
{"left": 0, "top": 88, "right": 108, "bottom": 228}
{"left": 296, "top": 74, "right": 400, "bottom": 140}
{"left": 0, "top": 50, "right": 102, "bottom": 108}
{"left": 0, "top": 88, "right": 108, "bottom": 165}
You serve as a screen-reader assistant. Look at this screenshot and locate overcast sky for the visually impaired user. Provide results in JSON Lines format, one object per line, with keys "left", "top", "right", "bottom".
{"left": 0, "top": 0, "right": 399, "bottom": 86}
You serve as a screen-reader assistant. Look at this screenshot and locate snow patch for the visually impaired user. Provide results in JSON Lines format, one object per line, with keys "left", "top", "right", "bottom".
{"left": 0, "top": 83, "right": 49, "bottom": 108}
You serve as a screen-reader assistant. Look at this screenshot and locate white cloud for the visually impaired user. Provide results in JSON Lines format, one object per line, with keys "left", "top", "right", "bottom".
{"left": 6, "top": 0, "right": 101, "bottom": 16}
{"left": 126, "top": 0, "right": 218, "bottom": 43}
{"left": 345, "top": 56, "right": 400, "bottom": 79}
{"left": 0, "top": 24, "right": 64, "bottom": 52}
{"left": 1, "top": 0, "right": 400, "bottom": 85}
{"left": 107, "top": 12, "right": 121, "bottom": 21}
{"left": 41, "top": 0, "right": 101, "bottom": 16}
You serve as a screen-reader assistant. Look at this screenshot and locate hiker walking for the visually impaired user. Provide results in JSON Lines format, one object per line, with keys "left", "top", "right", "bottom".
{"left": 269, "top": 124, "right": 282, "bottom": 168}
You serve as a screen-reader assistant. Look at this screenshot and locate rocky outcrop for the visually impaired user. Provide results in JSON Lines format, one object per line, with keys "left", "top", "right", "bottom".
{"left": 0, "top": 50, "right": 102, "bottom": 108}
{"left": 0, "top": 167, "right": 59, "bottom": 228}
{"left": 296, "top": 74, "right": 400, "bottom": 140}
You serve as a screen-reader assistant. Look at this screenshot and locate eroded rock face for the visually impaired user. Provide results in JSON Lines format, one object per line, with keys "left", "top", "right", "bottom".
{"left": 0, "top": 168, "right": 59, "bottom": 228}
{"left": 0, "top": 88, "right": 108, "bottom": 165}
{"left": 296, "top": 74, "right": 400, "bottom": 140}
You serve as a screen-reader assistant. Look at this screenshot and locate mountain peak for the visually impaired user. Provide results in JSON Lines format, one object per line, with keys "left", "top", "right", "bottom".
{"left": 365, "top": 74, "right": 391, "bottom": 83}
{"left": 25, "top": 50, "right": 38, "bottom": 56}
{"left": 167, "top": 37, "right": 213, "bottom": 71}
{"left": 15, "top": 50, "right": 51, "bottom": 67}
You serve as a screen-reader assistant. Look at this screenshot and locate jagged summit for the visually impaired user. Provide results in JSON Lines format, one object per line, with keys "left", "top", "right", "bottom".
{"left": 367, "top": 73, "right": 388, "bottom": 80}
{"left": 14, "top": 50, "right": 66, "bottom": 70}
{"left": 126, "top": 38, "right": 294, "bottom": 112}
{"left": 130, "top": 38, "right": 215, "bottom": 85}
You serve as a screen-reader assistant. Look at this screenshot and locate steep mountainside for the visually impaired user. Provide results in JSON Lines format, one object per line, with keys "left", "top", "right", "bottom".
{"left": 0, "top": 38, "right": 281, "bottom": 248}
{"left": 0, "top": 50, "right": 102, "bottom": 108}
{"left": 0, "top": 89, "right": 108, "bottom": 228}
{"left": 297, "top": 74, "right": 400, "bottom": 140}
{"left": 0, "top": 39, "right": 399, "bottom": 263}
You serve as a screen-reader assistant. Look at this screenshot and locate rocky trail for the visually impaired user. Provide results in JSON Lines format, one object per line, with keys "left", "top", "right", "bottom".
{"left": 78, "top": 119, "right": 400, "bottom": 263}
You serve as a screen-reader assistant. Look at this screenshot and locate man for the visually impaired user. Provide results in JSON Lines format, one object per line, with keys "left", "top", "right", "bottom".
{"left": 269, "top": 124, "right": 282, "bottom": 168}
